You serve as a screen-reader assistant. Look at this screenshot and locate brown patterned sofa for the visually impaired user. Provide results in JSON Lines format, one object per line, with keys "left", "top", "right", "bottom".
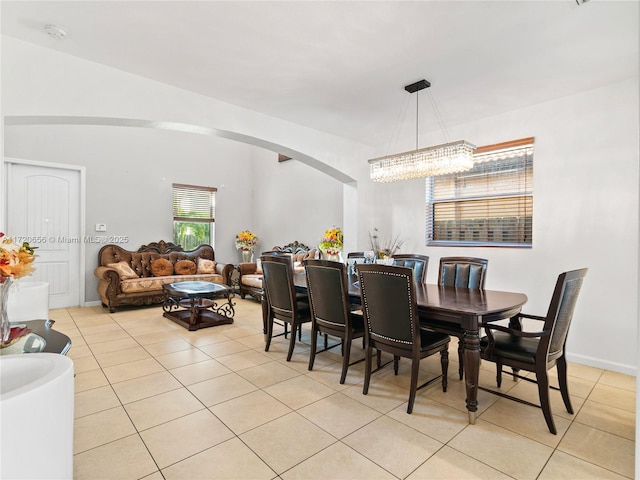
{"left": 94, "top": 240, "right": 233, "bottom": 312}
{"left": 238, "top": 241, "right": 318, "bottom": 301}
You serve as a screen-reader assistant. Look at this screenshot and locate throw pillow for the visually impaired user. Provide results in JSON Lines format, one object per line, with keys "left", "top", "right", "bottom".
{"left": 107, "top": 261, "right": 139, "bottom": 280}
{"left": 174, "top": 259, "right": 197, "bottom": 275}
{"left": 151, "top": 258, "right": 174, "bottom": 277}
{"left": 196, "top": 258, "right": 216, "bottom": 274}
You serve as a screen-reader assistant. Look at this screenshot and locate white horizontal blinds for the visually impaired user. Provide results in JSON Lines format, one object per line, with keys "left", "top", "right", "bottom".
{"left": 426, "top": 137, "right": 534, "bottom": 246}
{"left": 172, "top": 183, "right": 216, "bottom": 223}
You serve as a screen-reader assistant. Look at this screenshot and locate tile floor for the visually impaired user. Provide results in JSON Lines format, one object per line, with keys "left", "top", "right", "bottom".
{"left": 55, "top": 298, "right": 635, "bottom": 479}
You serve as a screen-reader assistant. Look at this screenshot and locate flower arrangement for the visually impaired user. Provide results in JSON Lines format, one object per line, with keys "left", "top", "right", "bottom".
{"left": 369, "top": 227, "right": 403, "bottom": 259}
{"left": 0, "top": 233, "right": 37, "bottom": 282}
{"left": 319, "top": 227, "right": 344, "bottom": 255}
{"left": 235, "top": 230, "right": 259, "bottom": 251}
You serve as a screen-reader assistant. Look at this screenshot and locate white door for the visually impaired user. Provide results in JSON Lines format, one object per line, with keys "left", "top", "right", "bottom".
{"left": 6, "top": 161, "right": 83, "bottom": 309}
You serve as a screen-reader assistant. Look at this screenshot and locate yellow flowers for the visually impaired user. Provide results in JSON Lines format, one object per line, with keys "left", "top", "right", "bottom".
{"left": 319, "top": 227, "right": 343, "bottom": 254}
{"left": 0, "top": 233, "right": 37, "bottom": 280}
{"left": 235, "top": 230, "right": 259, "bottom": 250}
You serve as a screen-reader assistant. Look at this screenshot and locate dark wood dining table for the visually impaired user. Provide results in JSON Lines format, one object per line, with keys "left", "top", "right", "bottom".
{"left": 289, "top": 271, "right": 528, "bottom": 424}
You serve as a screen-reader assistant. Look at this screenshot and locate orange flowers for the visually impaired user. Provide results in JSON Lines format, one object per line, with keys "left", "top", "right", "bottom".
{"left": 319, "top": 227, "right": 343, "bottom": 254}
{"left": 0, "top": 233, "right": 37, "bottom": 281}
{"left": 235, "top": 230, "right": 259, "bottom": 251}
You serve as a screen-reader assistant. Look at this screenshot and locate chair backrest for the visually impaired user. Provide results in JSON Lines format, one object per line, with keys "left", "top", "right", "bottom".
{"left": 260, "top": 254, "right": 297, "bottom": 321}
{"left": 304, "top": 259, "right": 351, "bottom": 330}
{"left": 347, "top": 252, "right": 365, "bottom": 259}
{"left": 392, "top": 254, "right": 429, "bottom": 283}
{"left": 542, "top": 268, "right": 588, "bottom": 362}
{"left": 438, "top": 257, "right": 488, "bottom": 289}
{"left": 357, "top": 264, "right": 418, "bottom": 351}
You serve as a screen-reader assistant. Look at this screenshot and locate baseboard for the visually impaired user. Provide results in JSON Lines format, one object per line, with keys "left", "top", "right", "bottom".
{"left": 566, "top": 352, "right": 636, "bottom": 376}
{"left": 83, "top": 300, "right": 102, "bottom": 308}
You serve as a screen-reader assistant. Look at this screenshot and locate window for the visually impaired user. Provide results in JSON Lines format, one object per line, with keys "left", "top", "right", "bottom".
{"left": 426, "top": 137, "right": 533, "bottom": 247}
{"left": 172, "top": 183, "right": 216, "bottom": 250}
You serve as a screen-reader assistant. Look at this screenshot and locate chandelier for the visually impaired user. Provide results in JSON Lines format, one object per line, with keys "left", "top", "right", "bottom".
{"left": 369, "top": 79, "right": 476, "bottom": 182}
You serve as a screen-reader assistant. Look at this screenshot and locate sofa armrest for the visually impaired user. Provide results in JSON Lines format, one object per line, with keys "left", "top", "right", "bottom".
{"left": 94, "top": 266, "right": 123, "bottom": 311}
{"left": 238, "top": 262, "right": 258, "bottom": 275}
{"left": 216, "top": 262, "right": 234, "bottom": 286}
{"left": 94, "top": 265, "right": 122, "bottom": 287}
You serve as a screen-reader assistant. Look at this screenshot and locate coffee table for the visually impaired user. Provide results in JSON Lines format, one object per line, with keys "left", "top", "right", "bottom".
{"left": 0, "top": 319, "right": 72, "bottom": 355}
{"left": 162, "top": 281, "right": 235, "bottom": 331}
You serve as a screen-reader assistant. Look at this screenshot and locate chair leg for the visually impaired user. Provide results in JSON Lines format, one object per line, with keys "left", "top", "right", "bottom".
{"left": 363, "top": 345, "right": 372, "bottom": 395}
{"left": 265, "top": 313, "right": 274, "bottom": 352}
{"left": 407, "top": 357, "right": 420, "bottom": 414}
{"left": 340, "top": 334, "right": 352, "bottom": 384}
{"left": 496, "top": 361, "right": 503, "bottom": 388}
{"left": 394, "top": 355, "right": 400, "bottom": 375}
{"left": 557, "top": 356, "right": 574, "bottom": 414}
{"left": 308, "top": 325, "right": 318, "bottom": 371}
{"left": 537, "top": 369, "right": 557, "bottom": 435}
{"left": 457, "top": 339, "right": 464, "bottom": 380}
{"left": 440, "top": 348, "right": 449, "bottom": 392}
{"left": 376, "top": 349, "right": 381, "bottom": 368}
{"left": 286, "top": 321, "right": 297, "bottom": 362}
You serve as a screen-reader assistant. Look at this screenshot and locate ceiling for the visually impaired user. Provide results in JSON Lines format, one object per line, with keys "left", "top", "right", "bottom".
{"left": 2, "top": 1, "right": 638, "bottom": 148}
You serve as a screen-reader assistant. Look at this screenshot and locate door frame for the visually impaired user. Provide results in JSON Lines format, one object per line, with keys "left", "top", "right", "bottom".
{"left": 2, "top": 157, "right": 87, "bottom": 308}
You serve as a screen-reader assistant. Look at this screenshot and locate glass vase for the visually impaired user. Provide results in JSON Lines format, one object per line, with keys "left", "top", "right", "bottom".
{"left": 241, "top": 249, "right": 254, "bottom": 263}
{"left": 323, "top": 250, "right": 343, "bottom": 263}
{"left": 0, "top": 277, "right": 14, "bottom": 343}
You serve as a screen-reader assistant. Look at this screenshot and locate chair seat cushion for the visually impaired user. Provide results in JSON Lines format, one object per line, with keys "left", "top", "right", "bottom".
{"left": 241, "top": 274, "right": 263, "bottom": 288}
{"left": 419, "top": 330, "right": 450, "bottom": 351}
{"left": 480, "top": 332, "right": 538, "bottom": 364}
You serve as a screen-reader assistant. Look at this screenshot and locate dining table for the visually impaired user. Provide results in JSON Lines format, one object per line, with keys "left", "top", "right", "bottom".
{"left": 288, "top": 270, "right": 528, "bottom": 424}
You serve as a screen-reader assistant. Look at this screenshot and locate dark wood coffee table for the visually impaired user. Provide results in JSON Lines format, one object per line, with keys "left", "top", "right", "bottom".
{"left": 162, "top": 281, "right": 235, "bottom": 331}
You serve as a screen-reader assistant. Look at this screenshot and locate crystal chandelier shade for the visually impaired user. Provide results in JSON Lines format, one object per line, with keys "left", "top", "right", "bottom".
{"left": 369, "top": 140, "right": 476, "bottom": 182}
{"left": 368, "top": 79, "right": 476, "bottom": 182}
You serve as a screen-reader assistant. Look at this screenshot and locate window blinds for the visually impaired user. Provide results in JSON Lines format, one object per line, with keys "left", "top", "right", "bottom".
{"left": 172, "top": 183, "right": 216, "bottom": 223}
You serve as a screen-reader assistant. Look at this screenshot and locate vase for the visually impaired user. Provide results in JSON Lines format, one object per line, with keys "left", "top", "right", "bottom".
{"left": 0, "top": 277, "right": 14, "bottom": 343}
{"left": 241, "top": 249, "right": 254, "bottom": 263}
{"left": 323, "top": 251, "right": 343, "bottom": 263}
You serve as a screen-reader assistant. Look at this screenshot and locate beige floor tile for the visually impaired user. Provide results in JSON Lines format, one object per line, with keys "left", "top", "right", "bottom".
{"left": 102, "top": 357, "right": 166, "bottom": 383}
{"left": 78, "top": 322, "right": 124, "bottom": 336}
{"left": 236, "top": 359, "right": 302, "bottom": 388}
{"left": 598, "top": 370, "right": 636, "bottom": 392}
{"left": 183, "top": 330, "right": 233, "bottom": 348}
{"left": 95, "top": 345, "right": 152, "bottom": 367}
{"left": 66, "top": 344, "right": 92, "bottom": 359}
{"left": 343, "top": 415, "right": 443, "bottom": 479}
{"left": 264, "top": 374, "right": 337, "bottom": 410}
{"left": 187, "top": 372, "right": 258, "bottom": 406}
{"left": 298, "top": 392, "right": 381, "bottom": 438}
{"left": 387, "top": 397, "right": 470, "bottom": 444}
{"left": 234, "top": 331, "right": 268, "bottom": 348}
{"left": 72, "top": 354, "right": 101, "bottom": 374}
{"left": 112, "top": 370, "right": 183, "bottom": 404}
{"left": 538, "top": 450, "right": 630, "bottom": 480}
{"left": 240, "top": 412, "right": 336, "bottom": 474}
{"left": 74, "top": 434, "right": 158, "bottom": 480}
{"left": 479, "top": 397, "right": 571, "bottom": 446}
{"left": 73, "top": 406, "right": 136, "bottom": 454}
{"left": 558, "top": 422, "right": 635, "bottom": 478}
{"left": 83, "top": 328, "right": 132, "bottom": 344}
{"left": 155, "top": 347, "right": 212, "bottom": 369}
{"left": 140, "top": 409, "right": 234, "bottom": 468}
{"left": 501, "top": 377, "right": 585, "bottom": 420}
{"left": 281, "top": 441, "right": 396, "bottom": 480}
{"left": 143, "top": 338, "right": 194, "bottom": 356}
{"left": 588, "top": 384, "right": 636, "bottom": 412}
{"left": 124, "top": 387, "right": 205, "bottom": 431}
{"left": 306, "top": 359, "right": 365, "bottom": 390}
{"left": 162, "top": 437, "right": 275, "bottom": 480}
{"left": 215, "top": 348, "right": 274, "bottom": 371}
{"left": 341, "top": 377, "right": 409, "bottom": 414}
{"left": 74, "top": 384, "right": 121, "bottom": 418}
{"left": 169, "top": 358, "right": 232, "bottom": 385}
{"left": 197, "top": 339, "right": 252, "bottom": 358}
{"left": 427, "top": 370, "right": 501, "bottom": 416}
{"left": 74, "top": 368, "right": 109, "bottom": 393}
{"left": 134, "top": 330, "right": 187, "bottom": 346}
{"left": 88, "top": 337, "right": 141, "bottom": 355}
{"left": 407, "top": 445, "right": 513, "bottom": 480}
{"left": 141, "top": 472, "right": 165, "bottom": 480}
{"left": 209, "top": 389, "right": 292, "bottom": 434}
{"left": 566, "top": 362, "right": 605, "bottom": 382}
{"left": 574, "top": 399, "right": 635, "bottom": 440}
{"left": 448, "top": 419, "right": 553, "bottom": 479}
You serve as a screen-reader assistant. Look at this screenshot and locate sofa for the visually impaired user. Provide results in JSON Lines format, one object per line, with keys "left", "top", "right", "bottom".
{"left": 95, "top": 240, "right": 233, "bottom": 312}
{"left": 238, "top": 241, "right": 318, "bottom": 301}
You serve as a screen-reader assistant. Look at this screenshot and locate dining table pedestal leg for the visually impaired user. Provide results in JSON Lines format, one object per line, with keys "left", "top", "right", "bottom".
{"left": 462, "top": 315, "right": 481, "bottom": 424}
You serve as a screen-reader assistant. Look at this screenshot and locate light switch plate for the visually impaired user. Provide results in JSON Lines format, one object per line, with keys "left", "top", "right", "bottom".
{"left": 95, "top": 223, "right": 107, "bottom": 232}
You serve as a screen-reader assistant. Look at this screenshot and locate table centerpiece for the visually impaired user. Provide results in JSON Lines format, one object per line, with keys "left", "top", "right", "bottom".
{"left": 319, "top": 227, "right": 344, "bottom": 262}
{"left": 235, "top": 230, "right": 259, "bottom": 263}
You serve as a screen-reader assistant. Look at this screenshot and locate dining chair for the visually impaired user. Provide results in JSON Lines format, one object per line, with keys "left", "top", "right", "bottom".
{"left": 304, "top": 259, "right": 365, "bottom": 383}
{"left": 391, "top": 254, "right": 429, "bottom": 283}
{"left": 480, "top": 268, "right": 588, "bottom": 434}
{"left": 357, "top": 264, "right": 450, "bottom": 414}
{"left": 261, "top": 253, "right": 312, "bottom": 361}
{"left": 426, "top": 257, "right": 489, "bottom": 380}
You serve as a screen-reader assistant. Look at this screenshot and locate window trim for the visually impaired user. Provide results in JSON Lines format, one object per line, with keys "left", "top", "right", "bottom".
{"left": 426, "top": 137, "right": 534, "bottom": 248}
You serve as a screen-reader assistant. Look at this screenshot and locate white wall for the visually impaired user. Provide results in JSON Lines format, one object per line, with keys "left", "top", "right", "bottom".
{"left": 2, "top": 37, "right": 638, "bottom": 375}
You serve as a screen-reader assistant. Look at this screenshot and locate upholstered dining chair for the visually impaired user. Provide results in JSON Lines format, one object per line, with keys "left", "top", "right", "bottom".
{"left": 357, "top": 264, "right": 450, "bottom": 414}
{"left": 426, "top": 257, "right": 489, "bottom": 380}
{"left": 304, "top": 259, "right": 365, "bottom": 383}
{"left": 261, "top": 253, "right": 312, "bottom": 361}
{"left": 391, "top": 254, "right": 429, "bottom": 283}
{"left": 480, "top": 268, "right": 588, "bottom": 434}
